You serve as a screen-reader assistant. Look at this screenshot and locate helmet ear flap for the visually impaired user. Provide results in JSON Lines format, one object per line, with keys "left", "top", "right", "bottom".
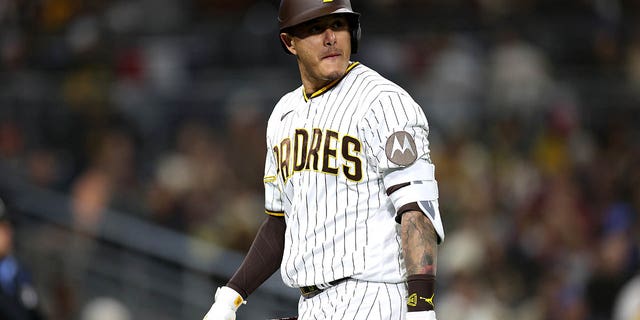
{"left": 347, "top": 14, "right": 361, "bottom": 54}
{"left": 351, "top": 23, "right": 361, "bottom": 54}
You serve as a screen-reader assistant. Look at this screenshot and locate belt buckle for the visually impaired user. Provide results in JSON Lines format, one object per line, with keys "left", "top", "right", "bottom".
{"left": 299, "top": 278, "right": 350, "bottom": 299}
{"left": 300, "top": 285, "right": 321, "bottom": 299}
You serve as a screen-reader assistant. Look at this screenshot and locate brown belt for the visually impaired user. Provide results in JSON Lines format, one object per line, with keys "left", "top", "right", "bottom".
{"left": 299, "top": 278, "right": 350, "bottom": 299}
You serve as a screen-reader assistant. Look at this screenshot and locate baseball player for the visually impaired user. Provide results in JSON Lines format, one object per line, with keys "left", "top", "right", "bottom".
{"left": 203, "top": 0, "right": 445, "bottom": 319}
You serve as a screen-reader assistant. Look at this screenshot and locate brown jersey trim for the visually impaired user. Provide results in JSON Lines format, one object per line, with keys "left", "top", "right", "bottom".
{"left": 395, "top": 202, "right": 421, "bottom": 223}
{"left": 385, "top": 182, "right": 410, "bottom": 196}
{"left": 227, "top": 215, "right": 286, "bottom": 299}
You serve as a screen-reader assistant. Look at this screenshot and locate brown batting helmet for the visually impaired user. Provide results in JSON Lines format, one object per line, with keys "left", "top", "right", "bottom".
{"left": 278, "top": 0, "right": 361, "bottom": 54}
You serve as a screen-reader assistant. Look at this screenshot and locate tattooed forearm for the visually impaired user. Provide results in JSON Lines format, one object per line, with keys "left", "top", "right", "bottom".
{"left": 401, "top": 210, "right": 438, "bottom": 276}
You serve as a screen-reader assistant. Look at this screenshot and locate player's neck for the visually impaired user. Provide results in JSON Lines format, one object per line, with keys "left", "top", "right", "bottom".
{"left": 300, "top": 62, "right": 358, "bottom": 99}
{"left": 300, "top": 73, "right": 340, "bottom": 97}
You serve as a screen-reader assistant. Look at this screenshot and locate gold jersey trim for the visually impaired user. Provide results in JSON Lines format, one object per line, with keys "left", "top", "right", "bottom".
{"left": 263, "top": 175, "right": 277, "bottom": 183}
{"left": 265, "top": 210, "right": 285, "bottom": 217}
{"left": 303, "top": 61, "right": 360, "bottom": 102}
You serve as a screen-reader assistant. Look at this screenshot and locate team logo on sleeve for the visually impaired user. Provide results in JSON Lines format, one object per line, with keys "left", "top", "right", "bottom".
{"left": 385, "top": 131, "right": 417, "bottom": 166}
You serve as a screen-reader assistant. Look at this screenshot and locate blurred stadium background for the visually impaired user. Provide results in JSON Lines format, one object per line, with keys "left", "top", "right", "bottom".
{"left": 1, "top": 0, "right": 640, "bottom": 319}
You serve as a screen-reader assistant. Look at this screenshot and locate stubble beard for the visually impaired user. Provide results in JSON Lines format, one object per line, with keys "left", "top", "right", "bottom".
{"left": 325, "top": 70, "right": 344, "bottom": 82}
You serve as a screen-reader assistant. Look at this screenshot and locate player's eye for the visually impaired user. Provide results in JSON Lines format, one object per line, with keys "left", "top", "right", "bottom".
{"left": 309, "top": 25, "right": 322, "bottom": 34}
{"left": 330, "top": 20, "right": 346, "bottom": 30}
{"left": 296, "top": 17, "right": 348, "bottom": 37}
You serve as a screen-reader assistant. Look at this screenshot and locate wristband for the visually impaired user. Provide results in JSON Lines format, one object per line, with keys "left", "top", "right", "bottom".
{"left": 407, "top": 274, "right": 435, "bottom": 312}
{"left": 215, "top": 286, "right": 246, "bottom": 311}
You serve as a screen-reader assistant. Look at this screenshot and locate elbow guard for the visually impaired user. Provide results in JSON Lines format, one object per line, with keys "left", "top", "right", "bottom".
{"left": 384, "top": 161, "right": 445, "bottom": 243}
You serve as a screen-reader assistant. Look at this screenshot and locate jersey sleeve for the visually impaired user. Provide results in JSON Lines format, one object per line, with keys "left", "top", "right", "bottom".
{"left": 360, "top": 91, "right": 445, "bottom": 243}
{"left": 264, "top": 142, "right": 285, "bottom": 217}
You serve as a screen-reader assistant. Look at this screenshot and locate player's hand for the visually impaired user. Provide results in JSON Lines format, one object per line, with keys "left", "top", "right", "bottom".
{"left": 203, "top": 286, "right": 246, "bottom": 320}
{"left": 406, "top": 310, "right": 437, "bottom": 320}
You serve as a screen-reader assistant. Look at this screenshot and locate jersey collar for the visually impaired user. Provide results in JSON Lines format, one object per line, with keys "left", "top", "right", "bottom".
{"left": 302, "top": 61, "right": 360, "bottom": 102}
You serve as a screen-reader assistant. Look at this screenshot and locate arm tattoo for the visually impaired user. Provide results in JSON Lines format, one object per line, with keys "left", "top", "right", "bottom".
{"left": 401, "top": 210, "right": 438, "bottom": 276}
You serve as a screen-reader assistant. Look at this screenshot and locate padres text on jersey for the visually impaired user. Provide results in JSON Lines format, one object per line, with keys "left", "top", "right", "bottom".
{"left": 272, "top": 128, "right": 363, "bottom": 183}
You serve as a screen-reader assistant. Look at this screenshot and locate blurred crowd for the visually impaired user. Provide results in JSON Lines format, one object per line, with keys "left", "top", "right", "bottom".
{"left": 1, "top": 0, "right": 640, "bottom": 319}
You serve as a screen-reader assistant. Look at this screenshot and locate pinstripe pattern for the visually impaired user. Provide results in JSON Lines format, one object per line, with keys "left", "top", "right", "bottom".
{"left": 263, "top": 63, "right": 434, "bottom": 290}
{"left": 298, "top": 279, "right": 407, "bottom": 320}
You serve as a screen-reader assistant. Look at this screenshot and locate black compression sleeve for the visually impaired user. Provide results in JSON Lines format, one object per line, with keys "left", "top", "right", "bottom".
{"left": 226, "top": 214, "right": 286, "bottom": 299}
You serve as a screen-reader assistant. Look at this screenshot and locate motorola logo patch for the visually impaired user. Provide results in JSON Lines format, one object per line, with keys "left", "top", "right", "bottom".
{"left": 385, "top": 131, "right": 417, "bottom": 166}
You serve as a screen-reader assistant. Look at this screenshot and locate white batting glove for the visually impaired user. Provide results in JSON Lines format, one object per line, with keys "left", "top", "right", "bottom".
{"left": 406, "top": 310, "right": 437, "bottom": 320}
{"left": 203, "top": 286, "right": 246, "bottom": 320}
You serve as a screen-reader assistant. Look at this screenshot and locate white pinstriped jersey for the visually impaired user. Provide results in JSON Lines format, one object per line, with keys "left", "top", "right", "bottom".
{"left": 263, "top": 62, "right": 444, "bottom": 289}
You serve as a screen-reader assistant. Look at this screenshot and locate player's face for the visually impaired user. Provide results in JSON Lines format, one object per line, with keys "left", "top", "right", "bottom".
{"left": 282, "top": 14, "right": 352, "bottom": 92}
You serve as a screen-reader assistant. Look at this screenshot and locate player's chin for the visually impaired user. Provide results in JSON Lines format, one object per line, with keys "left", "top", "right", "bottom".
{"left": 323, "top": 70, "right": 344, "bottom": 82}
{"left": 320, "top": 63, "right": 348, "bottom": 81}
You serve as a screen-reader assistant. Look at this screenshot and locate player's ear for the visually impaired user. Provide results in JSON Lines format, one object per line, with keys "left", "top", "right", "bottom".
{"left": 280, "top": 33, "right": 297, "bottom": 55}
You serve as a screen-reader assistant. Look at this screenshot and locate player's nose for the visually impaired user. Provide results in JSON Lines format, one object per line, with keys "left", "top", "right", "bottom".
{"left": 323, "top": 29, "right": 337, "bottom": 46}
